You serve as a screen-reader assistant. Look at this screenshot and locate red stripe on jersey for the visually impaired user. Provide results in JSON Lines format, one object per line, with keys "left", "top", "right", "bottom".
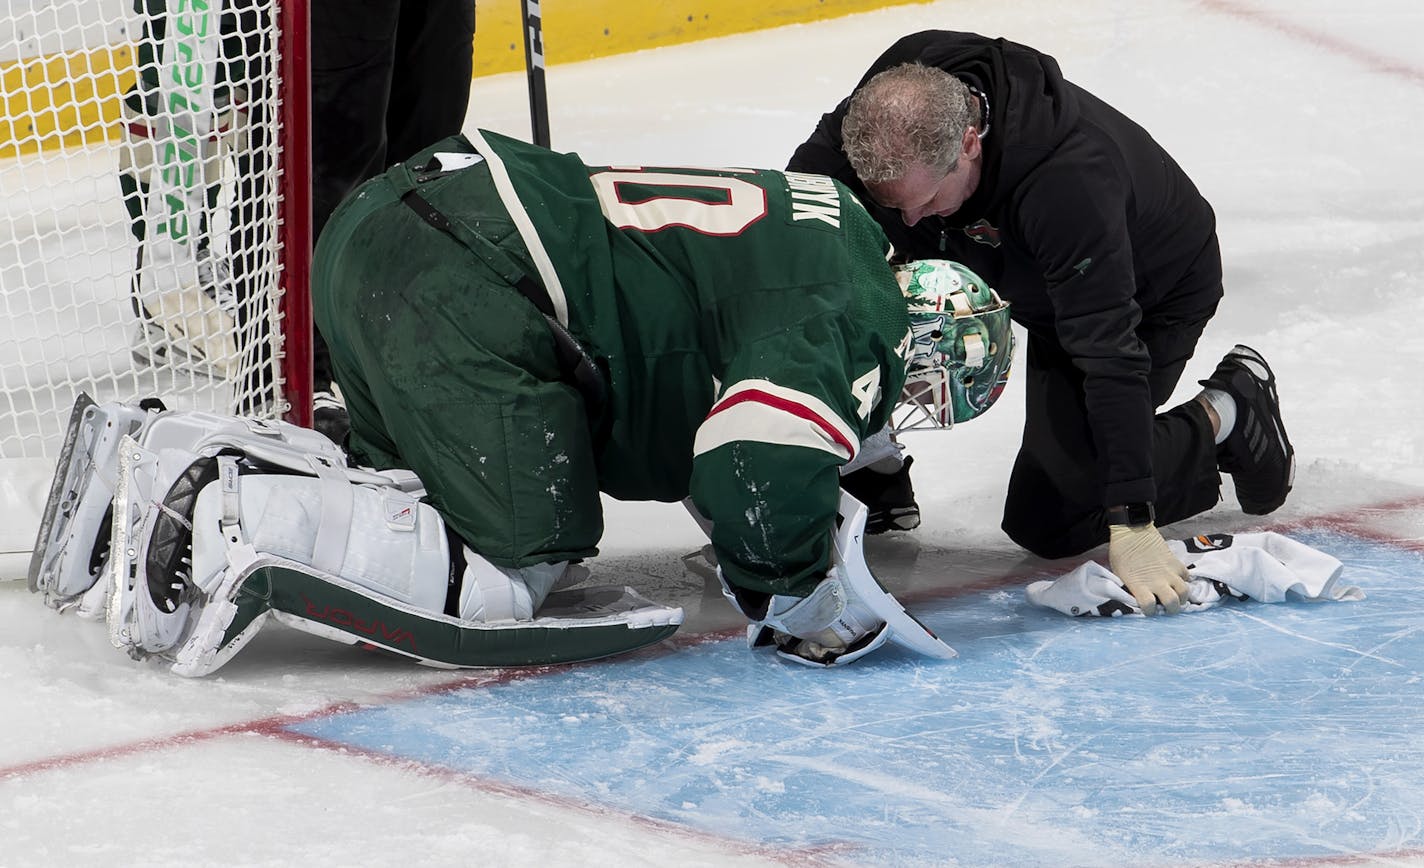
{"left": 707, "top": 389, "right": 855, "bottom": 456}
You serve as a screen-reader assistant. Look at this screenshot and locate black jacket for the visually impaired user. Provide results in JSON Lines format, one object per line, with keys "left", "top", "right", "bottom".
{"left": 788, "top": 30, "right": 1223, "bottom": 507}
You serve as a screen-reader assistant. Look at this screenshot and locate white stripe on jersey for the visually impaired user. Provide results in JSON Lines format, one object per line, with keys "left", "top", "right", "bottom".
{"left": 693, "top": 379, "right": 859, "bottom": 462}
{"left": 468, "top": 128, "right": 570, "bottom": 327}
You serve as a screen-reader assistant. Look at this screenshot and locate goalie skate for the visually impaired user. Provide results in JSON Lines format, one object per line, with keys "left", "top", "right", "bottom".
{"left": 107, "top": 435, "right": 202, "bottom": 657}
{"left": 105, "top": 410, "right": 354, "bottom": 659}
{"left": 28, "top": 394, "right": 161, "bottom": 612}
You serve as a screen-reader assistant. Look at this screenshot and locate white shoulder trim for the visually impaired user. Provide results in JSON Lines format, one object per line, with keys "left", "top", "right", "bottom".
{"left": 468, "top": 129, "right": 570, "bottom": 326}
{"left": 693, "top": 379, "right": 858, "bottom": 462}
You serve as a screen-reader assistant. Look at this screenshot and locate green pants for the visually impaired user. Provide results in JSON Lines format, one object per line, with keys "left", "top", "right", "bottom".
{"left": 311, "top": 166, "right": 603, "bottom": 568}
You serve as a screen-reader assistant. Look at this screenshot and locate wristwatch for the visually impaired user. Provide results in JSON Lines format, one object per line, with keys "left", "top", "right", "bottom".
{"left": 1106, "top": 502, "right": 1155, "bottom": 527}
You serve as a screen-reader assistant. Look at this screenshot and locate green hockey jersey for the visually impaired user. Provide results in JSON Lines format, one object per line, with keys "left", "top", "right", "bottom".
{"left": 370, "top": 130, "right": 911, "bottom": 596}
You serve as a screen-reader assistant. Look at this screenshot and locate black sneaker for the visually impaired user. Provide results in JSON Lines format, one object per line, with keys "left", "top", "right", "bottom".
{"left": 1199, "top": 345, "right": 1294, "bottom": 515}
{"left": 840, "top": 456, "right": 921, "bottom": 534}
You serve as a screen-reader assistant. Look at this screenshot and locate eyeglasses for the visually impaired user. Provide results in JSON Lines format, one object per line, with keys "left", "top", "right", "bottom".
{"left": 966, "top": 85, "right": 991, "bottom": 141}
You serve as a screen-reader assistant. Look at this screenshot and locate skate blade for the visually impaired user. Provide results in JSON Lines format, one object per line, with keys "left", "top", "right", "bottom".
{"left": 106, "top": 436, "right": 195, "bottom": 656}
{"left": 28, "top": 393, "right": 99, "bottom": 596}
{"left": 30, "top": 397, "right": 161, "bottom": 607}
{"left": 131, "top": 323, "right": 229, "bottom": 382}
{"left": 107, "top": 434, "right": 146, "bottom": 653}
{"left": 134, "top": 292, "right": 239, "bottom": 381}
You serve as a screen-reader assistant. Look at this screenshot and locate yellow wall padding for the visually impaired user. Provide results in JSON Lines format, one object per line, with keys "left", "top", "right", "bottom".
{"left": 473, "top": 0, "right": 927, "bottom": 75}
{"left": 1, "top": 0, "right": 925, "bottom": 157}
{"left": 0, "top": 45, "right": 135, "bottom": 159}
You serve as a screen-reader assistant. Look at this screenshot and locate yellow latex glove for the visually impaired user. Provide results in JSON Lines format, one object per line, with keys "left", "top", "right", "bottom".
{"left": 1107, "top": 523, "right": 1191, "bottom": 615}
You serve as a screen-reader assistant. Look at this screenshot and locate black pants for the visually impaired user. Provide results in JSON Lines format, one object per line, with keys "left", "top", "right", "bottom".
{"left": 309, "top": 0, "right": 477, "bottom": 390}
{"left": 1001, "top": 316, "right": 1223, "bottom": 560}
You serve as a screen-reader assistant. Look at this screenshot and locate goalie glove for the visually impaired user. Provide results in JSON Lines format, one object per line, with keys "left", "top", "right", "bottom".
{"left": 717, "top": 491, "right": 957, "bottom": 667}
{"left": 720, "top": 565, "right": 889, "bottom": 666}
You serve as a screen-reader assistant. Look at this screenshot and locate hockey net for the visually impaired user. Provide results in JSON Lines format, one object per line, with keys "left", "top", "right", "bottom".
{"left": 0, "top": 0, "right": 311, "bottom": 573}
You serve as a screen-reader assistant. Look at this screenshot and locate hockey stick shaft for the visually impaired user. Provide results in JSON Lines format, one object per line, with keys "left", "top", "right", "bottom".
{"left": 520, "top": 0, "right": 551, "bottom": 147}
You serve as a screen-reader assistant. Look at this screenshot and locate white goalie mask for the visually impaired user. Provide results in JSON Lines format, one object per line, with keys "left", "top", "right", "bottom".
{"left": 893, "top": 259, "right": 1014, "bottom": 430}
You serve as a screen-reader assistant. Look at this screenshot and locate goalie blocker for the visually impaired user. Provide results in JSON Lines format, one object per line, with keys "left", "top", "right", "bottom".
{"left": 30, "top": 396, "right": 681, "bottom": 677}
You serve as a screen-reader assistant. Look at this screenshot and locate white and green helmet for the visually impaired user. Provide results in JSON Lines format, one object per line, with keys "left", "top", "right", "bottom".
{"left": 893, "top": 259, "right": 1015, "bottom": 430}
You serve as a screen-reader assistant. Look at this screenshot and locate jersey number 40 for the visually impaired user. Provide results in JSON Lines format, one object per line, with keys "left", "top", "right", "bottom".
{"left": 589, "top": 169, "right": 769, "bottom": 236}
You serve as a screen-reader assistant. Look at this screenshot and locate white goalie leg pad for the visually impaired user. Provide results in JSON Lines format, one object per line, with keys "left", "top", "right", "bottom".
{"left": 188, "top": 474, "right": 451, "bottom": 613}
{"left": 109, "top": 439, "right": 241, "bottom": 655}
{"left": 118, "top": 87, "right": 248, "bottom": 186}
{"left": 123, "top": 78, "right": 250, "bottom": 381}
{"left": 107, "top": 409, "right": 408, "bottom": 658}
{"left": 29, "top": 396, "right": 162, "bottom": 611}
{"left": 137, "top": 405, "right": 393, "bottom": 500}
{"left": 170, "top": 475, "right": 563, "bottom": 674}
{"left": 140, "top": 407, "right": 350, "bottom": 473}
{"left": 114, "top": 462, "right": 451, "bottom": 669}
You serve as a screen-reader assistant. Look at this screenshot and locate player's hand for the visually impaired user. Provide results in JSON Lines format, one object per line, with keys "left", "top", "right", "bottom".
{"left": 1107, "top": 523, "right": 1190, "bottom": 615}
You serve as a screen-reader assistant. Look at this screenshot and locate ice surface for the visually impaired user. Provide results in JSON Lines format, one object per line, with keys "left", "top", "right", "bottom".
{"left": 4, "top": 0, "right": 1424, "bottom": 865}
{"left": 286, "top": 532, "right": 1424, "bottom": 866}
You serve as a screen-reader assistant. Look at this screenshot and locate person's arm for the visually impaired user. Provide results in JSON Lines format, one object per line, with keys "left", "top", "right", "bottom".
{"left": 1017, "top": 162, "right": 1189, "bottom": 613}
{"left": 689, "top": 315, "right": 896, "bottom": 598}
{"left": 1016, "top": 158, "right": 1157, "bottom": 506}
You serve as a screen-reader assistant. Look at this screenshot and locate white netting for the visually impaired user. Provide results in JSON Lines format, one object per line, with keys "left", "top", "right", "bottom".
{"left": 0, "top": 0, "right": 294, "bottom": 462}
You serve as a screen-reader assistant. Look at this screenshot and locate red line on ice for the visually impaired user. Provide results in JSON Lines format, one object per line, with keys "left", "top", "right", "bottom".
{"left": 1200, "top": 0, "right": 1424, "bottom": 85}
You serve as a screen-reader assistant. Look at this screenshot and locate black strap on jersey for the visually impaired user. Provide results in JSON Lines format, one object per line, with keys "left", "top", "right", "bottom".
{"left": 392, "top": 172, "right": 607, "bottom": 418}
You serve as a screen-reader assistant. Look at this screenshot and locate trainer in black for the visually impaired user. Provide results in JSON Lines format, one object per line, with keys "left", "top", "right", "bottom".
{"left": 840, "top": 456, "right": 921, "bottom": 534}
{"left": 1199, "top": 345, "right": 1295, "bottom": 515}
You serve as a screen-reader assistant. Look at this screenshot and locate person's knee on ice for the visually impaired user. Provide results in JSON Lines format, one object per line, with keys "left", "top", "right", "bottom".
{"left": 1000, "top": 489, "right": 1104, "bottom": 561}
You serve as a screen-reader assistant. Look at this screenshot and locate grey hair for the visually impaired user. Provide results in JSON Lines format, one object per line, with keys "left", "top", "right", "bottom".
{"left": 841, "top": 63, "right": 974, "bottom": 184}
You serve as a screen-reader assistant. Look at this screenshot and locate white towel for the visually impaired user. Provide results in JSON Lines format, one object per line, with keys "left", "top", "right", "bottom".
{"left": 1025, "top": 531, "right": 1364, "bottom": 617}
